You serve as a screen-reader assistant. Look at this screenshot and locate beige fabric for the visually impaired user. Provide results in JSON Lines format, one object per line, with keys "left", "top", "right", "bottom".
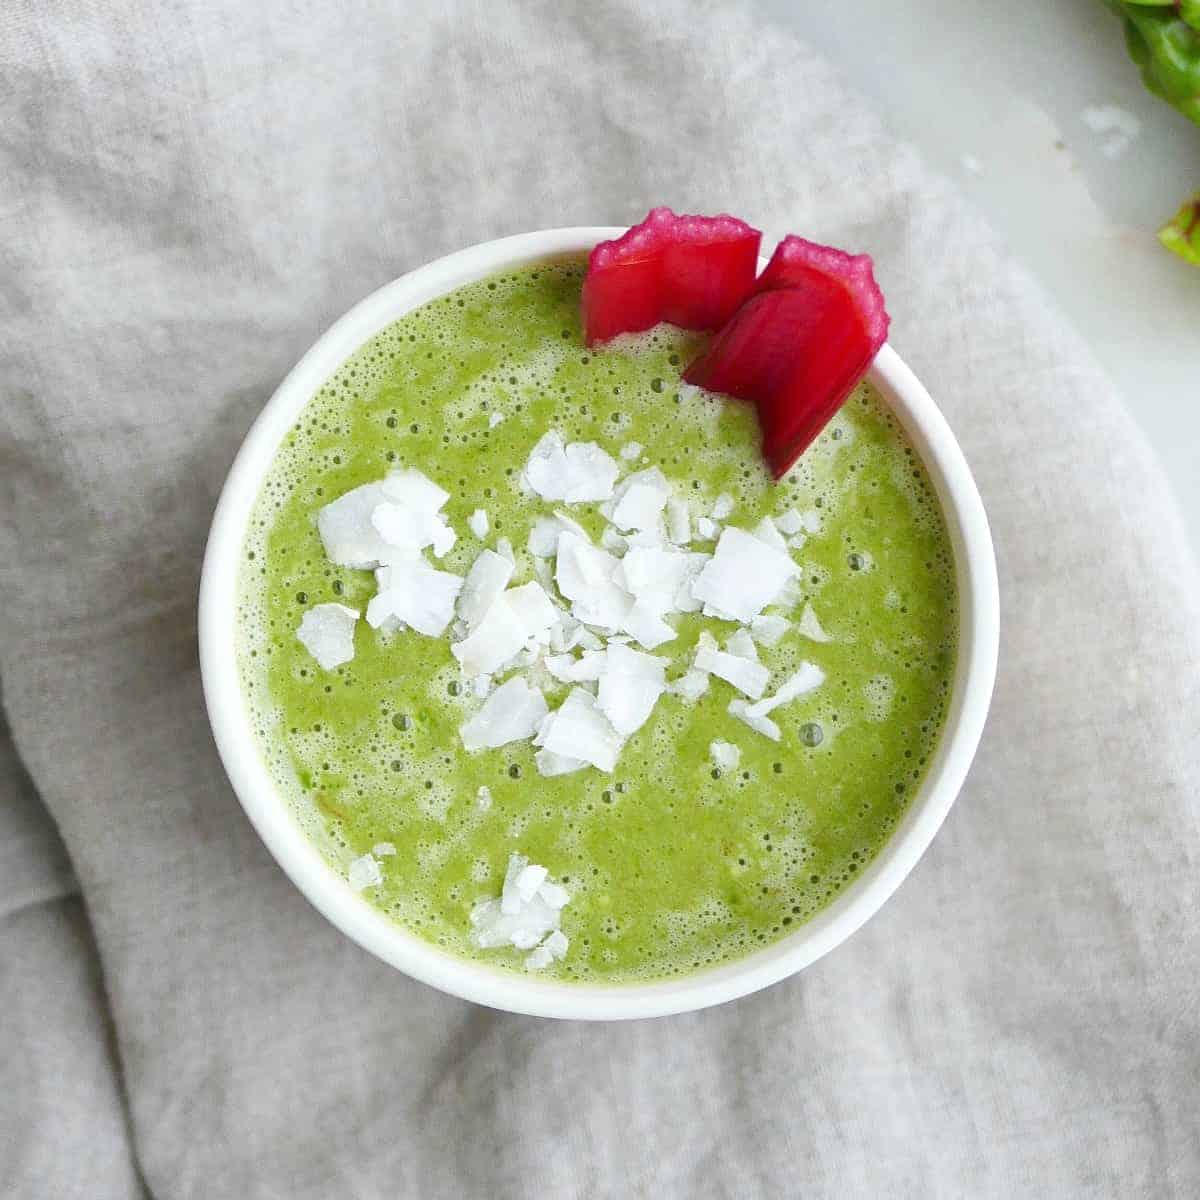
{"left": 2, "top": 1, "right": 1198, "bottom": 1196}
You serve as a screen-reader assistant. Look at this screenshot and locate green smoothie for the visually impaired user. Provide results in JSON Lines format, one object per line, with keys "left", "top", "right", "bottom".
{"left": 238, "top": 257, "right": 956, "bottom": 982}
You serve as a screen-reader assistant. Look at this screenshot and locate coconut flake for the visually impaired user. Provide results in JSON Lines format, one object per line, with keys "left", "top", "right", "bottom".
{"left": 528, "top": 517, "right": 563, "bottom": 558}
{"left": 538, "top": 882, "right": 570, "bottom": 910}
{"left": 691, "top": 527, "right": 799, "bottom": 624}
{"left": 471, "top": 853, "right": 571, "bottom": 956}
{"left": 468, "top": 509, "right": 489, "bottom": 539}
{"left": 729, "top": 698, "right": 781, "bottom": 741}
{"left": 693, "top": 630, "right": 769, "bottom": 699}
{"left": 555, "top": 533, "right": 632, "bottom": 632}
{"left": 622, "top": 599, "right": 677, "bottom": 650}
{"left": 752, "top": 515, "right": 788, "bottom": 554}
{"left": 459, "top": 676, "right": 548, "bottom": 751}
{"left": 523, "top": 431, "right": 619, "bottom": 502}
{"left": 620, "top": 442, "right": 644, "bottom": 461}
{"left": 496, "top": 536, "right": 515, "bottom": 563}
{"left": 296, "top": 603, "right": 359, "bottom": 670}
{"left": 488, "top": 411, "right": 504, "bottom": 429}
{"left": 367, "top": 561, "right": 463, "bottom": 637}
{"left": 776, "top": 509, "right": 804, "bottom": 536}
{"left": 797, "top": 603, "right": 831, "bottom": 643}
{"left": 799, "top": 509, "right": 823, "bottom": 535}
{"left": 457, "top": 549, "right": 514, "bottom": 631}
{"left": 525, "top": 943, "right": 554, "bottom": 970}
{"left": 774, "top": 574, "right": 803, "bottom": 611}
{"left": 751, "top": 614, "right": 791, "bottom": 647}
{"left": 372, "top": 842, "right": 397, "bottom": 857}
{"left": 725, "top": 628, "right": 759, "bottom": 662}
{"left": 476, "top": 785, "right": 493, "bottom": 811}
{"left": 745, "top": 662, "right": 826, "bottom": 719}
{"left": 617, "top": 546, "right": 691, "bottom": 606}
{"left": 673, "top": 552, "right": 711, "bottom": 614}
{"left": 672, "top": 668, "right": 710, "bottom": 702}
{"left": 430, "top": 521, "right": 457, "bottom": 558}
{"left": 666, "top": 498, "right": 691, "bottom": 545}
{"left": 380, "top": 468, "right": 449, "bottom": 513}
{"left": 348, "top": 853, "right": 382, "bottom": 891}
{"left": 695, "top": 516, "right": 720, "bottom": 541}
{"left": 711, "top": 493, "right": 734, "bottom": 520}
{"left": 575, "top": 626, "right": 604, "bottom": 652}
{"left": 371, "top": 502, "right": 447, "bottom": 560}
{"left": 540, "top": 687, "right": 623, "bottom": 772}
{"left": 600, "top": 526, "right": 628, "bottom": 555}
{"left": 316, "top": 482, "right": 392, "bottom": 568}
{"left": 597, "top": 641, "right": 668, "bottom": 736}
{"left": 451, "top": 596, "right": 527, "bottom": 676}
{"left": 514, "top": 863, "right": 549, "bottom": 902}
{"left": 535, "top": 748, "right": 589, "bottom": 776}
{"left": 525, "top": 924, "right": 570, "bottom": 969}
{"left": 544, "top": 650, "right": 607, "bottom": 683}
{"left": 506, "top": 582, "right": 560, "bottom": 644}
{"left": 473, "top": 889, "right": 563, "bottom": 948}
{"left": 710, "top": 740, "right": 741, "bottom": 771}
{"left": 610, "top": 467, "right": 671, "bottom": 532}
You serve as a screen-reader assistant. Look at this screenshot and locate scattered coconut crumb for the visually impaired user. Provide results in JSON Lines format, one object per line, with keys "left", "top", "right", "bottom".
{"left": 476, "top": 785, "right": 493, "bottom": 811}
{"left": 488, "top": 411, "right": 504, "bottom": 429}
{"left": 372, "top": 842, "right": 397, "bottom": 857}
{"left": 620, "top": 442, "right": 643, "bottom": 461}
{"left": 711, "top": 493, "right": 734, "bottom": 520}
{"left": 296, "top": 603, "right": 359, "bottom": 670}
{"left": 348, "top": 853, "right": 383, "bottom": 891}
{"left": 710, "top": 740, "right": 741, "bottom": 771}
{"left": 695, "top": 516, "right": 720, "bottom": 541}
{"left": 470, "top": 852, "right": 571, "bottom": 966}
{"left": 468, "top": 509, "right": 489, "bottom": 538}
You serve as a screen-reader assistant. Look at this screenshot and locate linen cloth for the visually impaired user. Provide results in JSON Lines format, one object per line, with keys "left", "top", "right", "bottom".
{"left": 2, "top": 1, "right": 1198, "bottom": 1196}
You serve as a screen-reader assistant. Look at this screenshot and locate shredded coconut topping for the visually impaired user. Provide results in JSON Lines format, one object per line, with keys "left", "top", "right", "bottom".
{"left": 305, "top": 436, "right": 841, "bottom": 966}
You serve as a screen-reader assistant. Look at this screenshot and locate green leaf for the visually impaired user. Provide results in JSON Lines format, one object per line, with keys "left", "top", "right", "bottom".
{"left": 1115, "top": 1, "right": 1200, "bottom": 124}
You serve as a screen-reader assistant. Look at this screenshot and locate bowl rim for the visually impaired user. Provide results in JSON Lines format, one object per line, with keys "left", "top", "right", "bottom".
{"left": 198, "top": 226, "right": 999, "bottom": 1020}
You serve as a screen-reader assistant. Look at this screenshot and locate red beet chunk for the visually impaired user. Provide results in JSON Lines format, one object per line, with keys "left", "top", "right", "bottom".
{"left": 582, "top": 207, "right": 761, "bottom": 345}
{"left": 684, "top": 236, "right": 889, "bottom": 479}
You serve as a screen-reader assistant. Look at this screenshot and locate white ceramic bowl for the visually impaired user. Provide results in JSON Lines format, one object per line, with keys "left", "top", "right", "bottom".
{"left": 199, "top": 227, "right": 999, "bottom": 1020}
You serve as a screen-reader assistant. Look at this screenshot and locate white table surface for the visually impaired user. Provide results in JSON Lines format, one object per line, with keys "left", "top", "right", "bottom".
{"left": 755, "top": 0, "right": 1199, "bottom": 555}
